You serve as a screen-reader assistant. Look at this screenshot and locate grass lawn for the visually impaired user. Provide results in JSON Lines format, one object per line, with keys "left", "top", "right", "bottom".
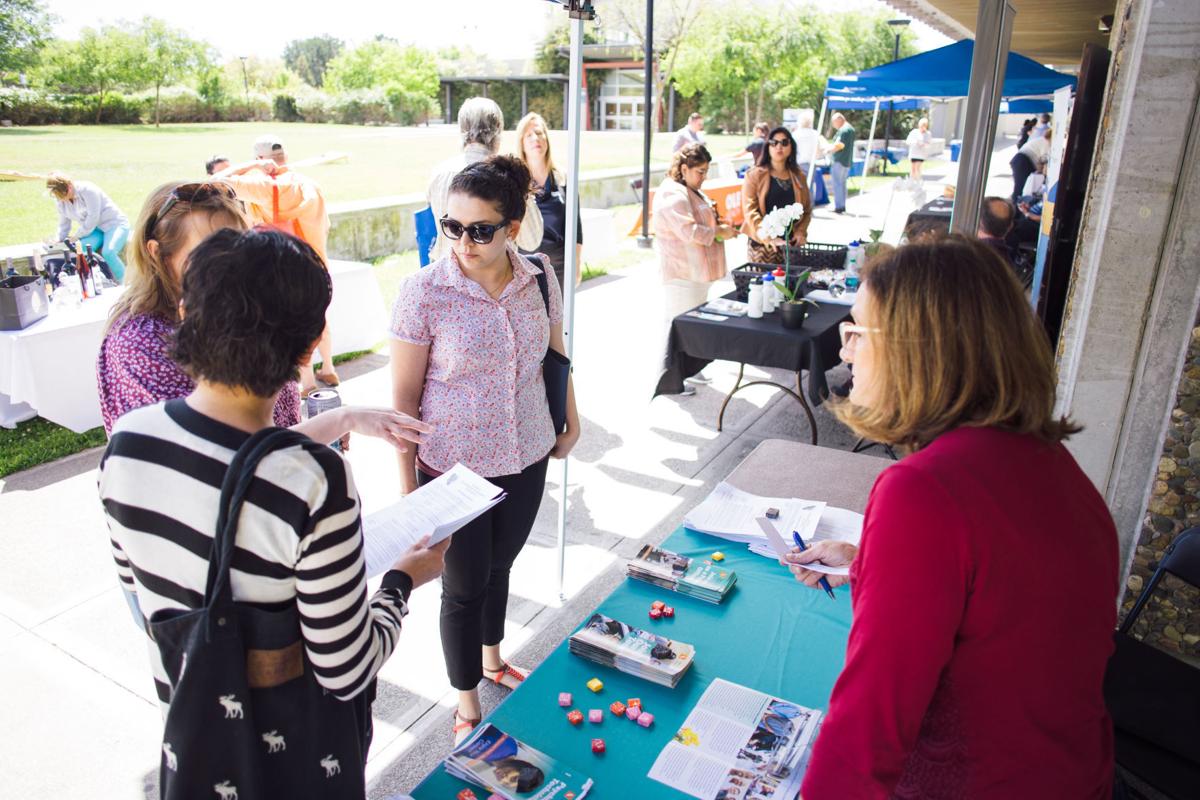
{"left": 0, "top": 416, "right": 106, "bottom": 478}
{"left": 0, "top": 123, "right": 747, "bottom": 246}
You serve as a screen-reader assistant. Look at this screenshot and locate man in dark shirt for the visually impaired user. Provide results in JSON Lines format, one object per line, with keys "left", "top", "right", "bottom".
{"left": 977, "top": 196, "right": 1018, "bottom": 271}
{"left": 827, "top": 113, "right": 856, "bottom": 213}
{"left": 740, "top": 122, "right": 770, "bottom": 163}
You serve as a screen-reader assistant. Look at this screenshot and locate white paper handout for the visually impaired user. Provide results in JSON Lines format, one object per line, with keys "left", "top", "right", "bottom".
{"left": 361, "top": 464, "right": 505, "bottom": 577}
{"left": 747, "top": 506, "right": 864, "bottom": 576}
{"left": 648, "top": 678, "right": 822, "bottom": 800}
{"left": 684, "top": 482, "right": 825, "bottom": 549}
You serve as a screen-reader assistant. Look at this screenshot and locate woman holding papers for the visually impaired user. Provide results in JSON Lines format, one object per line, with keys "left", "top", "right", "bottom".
{"left": 98, "top": 228, "right": 446, "bottom": 791}
{"left": 389, "top": 155, "right": 581, "bottom": 744}
{"left": 788, "top": 236, "right": 1118, "bottom": 799}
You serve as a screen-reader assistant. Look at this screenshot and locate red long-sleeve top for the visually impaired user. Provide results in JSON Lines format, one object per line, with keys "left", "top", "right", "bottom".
{"left": 802, "top": 427, "right": 1118, "bottom": 799}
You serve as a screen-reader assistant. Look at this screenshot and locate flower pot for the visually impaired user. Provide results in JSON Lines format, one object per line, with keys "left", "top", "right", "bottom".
{"left": 780, "top": 301, "right": 809, "bottom": 329}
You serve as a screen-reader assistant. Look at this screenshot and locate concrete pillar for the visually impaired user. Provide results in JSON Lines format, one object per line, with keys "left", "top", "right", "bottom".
{"left": 563, "top": 82, "right": 569, "bottom": 130}
{"left": 521, "top": 82, "right": 528, "bottom": 118}
{"left": 668, "top": 82, "right": 676, "bottom": 132}
{"left": 1055, "top": 0, "right": 1200, "bottom": 594}
{"left": 445, "top": 83, "right": 452, "bottom": 124}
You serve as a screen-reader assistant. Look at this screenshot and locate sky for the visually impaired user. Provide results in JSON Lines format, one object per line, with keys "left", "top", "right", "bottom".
{"left": 42, "top": 0, "right": 950, "bottom": 63}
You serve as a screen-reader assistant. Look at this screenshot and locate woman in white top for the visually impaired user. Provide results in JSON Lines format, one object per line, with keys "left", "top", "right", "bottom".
{"left": 46, "top": 171, "right": 131, "bottom": 282}
{"left": 905, "top": 118, "right": 933, "bottom": 181}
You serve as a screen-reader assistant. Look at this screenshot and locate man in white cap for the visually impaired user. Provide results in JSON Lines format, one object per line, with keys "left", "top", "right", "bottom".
{"left": 214, "top": 135, "right": 338, "bottom": 392}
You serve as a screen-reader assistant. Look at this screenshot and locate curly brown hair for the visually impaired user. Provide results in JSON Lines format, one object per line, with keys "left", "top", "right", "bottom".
{"left": 667, "top": 143, "right": 712, "bottom": 184}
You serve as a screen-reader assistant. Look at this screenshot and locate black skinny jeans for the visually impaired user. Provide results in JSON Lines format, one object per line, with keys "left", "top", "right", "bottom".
{"left": 418, "top": 455, "right": 550, "bottom": 691}
{"left": 1010, "top": 152, "right": 1037, "bottom": 204}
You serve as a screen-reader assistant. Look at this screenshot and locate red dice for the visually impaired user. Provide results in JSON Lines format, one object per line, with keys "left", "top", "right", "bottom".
{"left": 591, "top": 738, "right": 606, "bottom": 754}
{"left": 567, "top": 709, "right": 584, "bottom": 725}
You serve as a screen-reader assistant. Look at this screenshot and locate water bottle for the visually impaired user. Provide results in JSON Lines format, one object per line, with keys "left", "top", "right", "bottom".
{"left": 761, "top": 273, "right": 777, "bottom": 312}
{"left": 845, "top": 240, "right": 861, "bottom": 292}
{"left": 747, "top": 279, "right": 764, "bottom": 319}
{"left": 772, "top": 267, "right": 788, "bottom": 303}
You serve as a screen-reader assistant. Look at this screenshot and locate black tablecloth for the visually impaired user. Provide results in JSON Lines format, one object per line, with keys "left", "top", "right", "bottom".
{"left": 905, "top": 196, "right": 954, "bottom": 237}
{"left": 655, "top": 295, "right": 851, "bottom": 405}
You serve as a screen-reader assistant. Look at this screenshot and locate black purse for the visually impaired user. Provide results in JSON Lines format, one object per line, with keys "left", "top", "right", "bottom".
{"left": 534, "top": 259, "right": 571, "bottom": 434}
{"left": 149, "top": 428, "right": 374, "bottom": 800}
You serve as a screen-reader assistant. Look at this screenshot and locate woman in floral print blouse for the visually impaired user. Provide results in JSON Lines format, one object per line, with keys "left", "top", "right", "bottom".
{"left": 390, "top": 155, "right": 581, "bottom": 745}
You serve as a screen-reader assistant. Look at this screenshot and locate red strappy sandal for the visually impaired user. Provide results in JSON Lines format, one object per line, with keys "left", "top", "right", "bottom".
{"left": 452, "top": 709, "right": 481, "bottom": 746}
{"left": 482, "top": 661, "right": 529, "bottom": 690}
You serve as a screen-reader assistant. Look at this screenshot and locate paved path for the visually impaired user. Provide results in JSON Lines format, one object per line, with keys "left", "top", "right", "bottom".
{"left": 0, "top": 143, "right": 1018, "bottom": 799}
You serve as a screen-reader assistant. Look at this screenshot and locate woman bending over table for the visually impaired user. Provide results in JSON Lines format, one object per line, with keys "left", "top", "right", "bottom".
{"left": 98, "top": 181, "right": 424, "bottom": 451}
{"left": 789, "top": 236, "right": 1118, "bottom": 799}
{"left": 46, "top": 172, "right": 131, "bottom": 282}
{"left": 389, "top": 155, "right": 580, "bottom": 745}
{"left": 741, "top": 126, "right": 813, "bottom": 265}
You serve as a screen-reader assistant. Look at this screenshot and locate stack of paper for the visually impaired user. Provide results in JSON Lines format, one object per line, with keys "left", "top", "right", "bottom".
{"left": 649, "top": 678, "right": 822, "bottom": 800}
{"left": 747, "top": 506, "right": 864, "bottom": 577}
{"left": 626, "top": 544, "right": 737, "bottom": 604}
{"left": 362, "top": 464, "right": 505, "bottom": 578}
{"left": 445, "top": 723, "right": 593, "bottom": 799}
{"left": 684, "top": 482, "right": 825, "bottom": 548}
{"left": 569, "top": 612, "right": 696, "bottom": 688}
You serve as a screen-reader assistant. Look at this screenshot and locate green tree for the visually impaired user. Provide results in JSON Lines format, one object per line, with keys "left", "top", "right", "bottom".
{"left": 605, "top": 0, "right": 707, "bottom": 130}
{"left": 38, "top": 25, "right": 145, "bottom": 122}
{"left": 283, "top": 34, "right": 342, "bottom": 88}
{"left": 326, "top": 40, "right": 438, "bottom": 123}
{"left": 136, "top": 16, "right": 205, "bottom": 126}
{"left": 0, "top": 0, "right": 53, "bottom": 77}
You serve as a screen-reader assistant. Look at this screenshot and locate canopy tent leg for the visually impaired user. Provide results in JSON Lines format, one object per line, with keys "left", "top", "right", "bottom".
{"left": 861, "top": 99, "right": 881, "bottom": 195}
{"left": 557, "top": 1, "right": 591, "bottom": 603}
{"left": 808, "top": 98, "right": 828, "bottom": 194}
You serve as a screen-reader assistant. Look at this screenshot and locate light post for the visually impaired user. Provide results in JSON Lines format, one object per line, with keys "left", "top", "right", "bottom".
{"left": 238, "top": 56, "right": 250, "bottom": 108}
{"left": 882, "top": 18, "right": 910, "bottom": 165}
{"left": 637, "top": 0, "right": 655, "bottom": 249}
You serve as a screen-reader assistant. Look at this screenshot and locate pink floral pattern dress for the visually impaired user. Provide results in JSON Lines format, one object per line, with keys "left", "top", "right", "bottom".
{"left": 389, "top": 246, "right": 563, "bottom": 478}
{"left": 97, "top": 313, "right": 301, "bottom": 435}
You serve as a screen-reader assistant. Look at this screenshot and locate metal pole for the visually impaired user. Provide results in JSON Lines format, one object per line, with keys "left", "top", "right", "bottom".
{"left": 882, "top": 33, "right": 899, "bottom": 163}
{"left": 637, "top": 0, "right": 655, "bottom": 248}
{"left": 808, "top": 96, "right": 828, "bottom": 193}
{"left": 862, "top": 99, "right": 880, "bottom": 193}
{"left": 521, "top": 82, "right": 528, "bottom": 117}
{"left": 950, "top": 1, "right": 1016, "bottom": 235}
{"left": 238, "top": 56, "right": 249, "bottom": 107}
{"left": 557, "top": 2, "right": 589, "bottom": 603}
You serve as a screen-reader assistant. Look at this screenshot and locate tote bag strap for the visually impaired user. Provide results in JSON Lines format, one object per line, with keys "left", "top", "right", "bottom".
{"left": 533, "top": 255, "right": 551, "bottom": 320}
{"left": 203, "top": 428, "right": 309, "bottom": 629}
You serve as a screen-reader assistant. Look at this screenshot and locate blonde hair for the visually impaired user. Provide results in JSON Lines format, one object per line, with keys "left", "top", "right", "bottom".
{"left": 106, "top": 181, "right": 248, "bottom": 333}
{"left": 834, "top": 234, "right": 1079, "bottom": 450}
{"left": 46, "top": 171, "right": 72, "bottom": 200}
{"left": 514, "top": 112, "right": 559, "bottom": 182}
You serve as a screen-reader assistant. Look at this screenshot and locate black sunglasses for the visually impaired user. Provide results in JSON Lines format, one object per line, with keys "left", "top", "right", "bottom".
{"left": 439, "top": 216, "right": 509, "bottom": 245}
{"left": 768, "top": 138, "right": 792, "bottom": 147}
{"left": 145, "top": 182, "right": 241, "bottom": 239}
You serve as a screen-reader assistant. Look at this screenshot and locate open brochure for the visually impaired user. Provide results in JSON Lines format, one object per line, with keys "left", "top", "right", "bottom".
{"left": 569, "top": 613, "right": 696, "bottom": 688}
{"left": 362, "top": 464, "right": 505, "bottom": 577}
{"left": 445, "top": 723, "right": 593, "bottom": 800}
{"left": 627, "top": 544, "right": 737, "bottom": 604}
{"left": 685, "top": 483, "right": 824, "bottom": 550}
{"left": 746, "top": 506, "right": 864, "bottom": 576}
{"left": 649, "top": 679, "right": 822, "bottom": 800}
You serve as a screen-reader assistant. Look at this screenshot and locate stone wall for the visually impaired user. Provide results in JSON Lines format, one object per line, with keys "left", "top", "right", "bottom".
{"left": 1121, "top": 317, "right": 1200, "bottom": 664}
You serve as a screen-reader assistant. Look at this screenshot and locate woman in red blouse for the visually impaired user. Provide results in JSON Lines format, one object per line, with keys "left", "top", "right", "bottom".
{"left": 790, "top": 236, "right": 1118, "bottom": 799}
{"left": 390, "top": 156, "right": 580, "bottom": 744}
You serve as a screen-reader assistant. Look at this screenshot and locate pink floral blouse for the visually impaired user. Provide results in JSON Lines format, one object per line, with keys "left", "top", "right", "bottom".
{"left": 97, "top": 313, "right": 301, "bottom": 435}
{"left": 389, "top": 246, "right": 563, "bottom": 478}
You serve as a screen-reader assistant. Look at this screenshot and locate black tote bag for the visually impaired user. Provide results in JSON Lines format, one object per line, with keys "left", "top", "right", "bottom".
{"left": 534, "top": 259, "right": 571, "bottom": 434}
{"left": 149, "top": 428, "right": 374, "bottom": 800}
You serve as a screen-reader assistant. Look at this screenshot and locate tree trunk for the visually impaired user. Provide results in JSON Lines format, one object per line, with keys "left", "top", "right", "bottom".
{"left": 95, "top": 82, "right": 106, "bottom": 124}
{"left": 755, "top": 82, "right": 765, "bottom": 129}
{"left": 743, "top": 90, "right": 750, "bottom": 135}
{"left": 155, "top": 82, "right": 162, "bottom": 127}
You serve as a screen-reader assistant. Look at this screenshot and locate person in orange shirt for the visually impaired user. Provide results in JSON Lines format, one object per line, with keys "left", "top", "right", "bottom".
{"left": 215, "top": 135, "right": 337, "bottom": 393}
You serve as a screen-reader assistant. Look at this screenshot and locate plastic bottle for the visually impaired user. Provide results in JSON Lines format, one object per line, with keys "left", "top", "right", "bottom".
{"left": 772, "top": 267, "right": 788, "bottom": 304}
{"left": 747, "top": 279, "right": 764, "bottom": 319}
{"left": 761, "top": 273, "right": 777, "bottom": 312}
{"left": 845, "top": 240, "right": 862, "bottom": 292}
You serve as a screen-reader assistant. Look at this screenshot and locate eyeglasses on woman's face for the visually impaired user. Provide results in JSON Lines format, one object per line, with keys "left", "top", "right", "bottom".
{"left": 839, "top": 322, "right": 880, "bottom": 350}
{"left": 768, "top": 138, "right": 792, "bottom": 148}
{"left": 439, "top": 216, "right": 509, "bottom": 245}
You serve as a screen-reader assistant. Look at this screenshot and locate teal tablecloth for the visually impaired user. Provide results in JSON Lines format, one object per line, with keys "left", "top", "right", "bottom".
{"left": 409, "top": 525, "right": 854, "bottom": 799}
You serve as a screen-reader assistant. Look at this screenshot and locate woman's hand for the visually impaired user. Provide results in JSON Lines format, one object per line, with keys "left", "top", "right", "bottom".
{"left": 346, "top": 406, "right": 434, "bottom": 452}
{"left": 391, "top": 535, "right": 449, "bottom": 588}
{"left": 781, "top": 541, "right": 858, "bottom": 590}
{"left": 717, "top": 223, "right": 739, "bottom": 240}
{"left": 550, "top": 425, "right": 580, "bottom": 460}
{"left": 767, "top": 237, "right": 787, "bottom": 247}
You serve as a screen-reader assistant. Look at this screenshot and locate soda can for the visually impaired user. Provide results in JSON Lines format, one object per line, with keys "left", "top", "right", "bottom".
{"left": 306, "top": 388, "right": 343, "bottom": 451}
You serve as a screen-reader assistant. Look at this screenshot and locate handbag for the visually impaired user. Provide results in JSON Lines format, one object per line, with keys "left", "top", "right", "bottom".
{"left": 533, "top": 258, "right": 571, "bottom": 434}
{"left": 149, "top": 428, "right": 374, "bottom": 800}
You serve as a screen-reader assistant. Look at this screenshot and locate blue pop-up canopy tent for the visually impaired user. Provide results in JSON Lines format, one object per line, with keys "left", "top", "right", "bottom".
{"left": 806, "top": 40, "right": 1075, "bottom": 191}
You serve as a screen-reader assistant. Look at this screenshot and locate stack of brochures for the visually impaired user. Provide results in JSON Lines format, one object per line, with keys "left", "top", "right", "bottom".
{"left": 684, "top": 482, "right": 825, "bottom": 550}
{"left": 445, "top": 723, "right": 593, "bottom": 800}
{"left": 569, "top": 612, "right": 696, "bottom": 688}
{"left": 626, "top": 544, "right": 737, "bottom": 604}
{"left": 649, "top": 679, "right": 823, "bottom": 800}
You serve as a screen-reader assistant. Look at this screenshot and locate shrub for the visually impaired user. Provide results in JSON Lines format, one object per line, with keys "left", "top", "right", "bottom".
{"left": 385, "top": 86, "right": 439, "bottom": 126}
{"left": 273, "top": 93, "right": 301, "bottom": 122}
{"left": 295, "top": 90, "right": 334, "bottom": 123}
{"left": 332, "top": 89, "right": 393, "bottom": 125}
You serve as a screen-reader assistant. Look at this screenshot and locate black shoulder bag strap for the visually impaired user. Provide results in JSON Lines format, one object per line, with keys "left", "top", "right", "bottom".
{"left": 533, "top": 255, "right": 570, "bottom": 435}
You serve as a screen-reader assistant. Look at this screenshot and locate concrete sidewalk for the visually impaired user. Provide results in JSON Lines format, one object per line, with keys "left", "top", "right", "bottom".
{"left": 0, "top": 145, "right": 1016, "bottom": 799}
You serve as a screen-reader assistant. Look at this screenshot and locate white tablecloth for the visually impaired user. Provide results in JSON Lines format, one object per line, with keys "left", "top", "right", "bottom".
{"left": 0, "top": 261, "right": 387, "bottom": 434}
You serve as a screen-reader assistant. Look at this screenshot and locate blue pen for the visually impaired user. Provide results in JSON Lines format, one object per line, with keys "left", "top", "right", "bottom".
{"left": 793, "top": 531, "right": 837, "bottom": 600}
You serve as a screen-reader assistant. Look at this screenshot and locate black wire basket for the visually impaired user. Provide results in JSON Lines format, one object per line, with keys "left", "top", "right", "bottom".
{"left": 732, "top": 242, "right": 848, "bottom": 301}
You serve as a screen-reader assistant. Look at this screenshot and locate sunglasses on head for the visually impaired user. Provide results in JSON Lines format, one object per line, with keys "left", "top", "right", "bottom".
{"left": 439, "top": 217, "right": 509, "bottom": 245}
{"left": 145, "top": 182, "right": 240, "bottom": 239}
{"left": 769, "top": 138, "right": 791, "bottom": 147}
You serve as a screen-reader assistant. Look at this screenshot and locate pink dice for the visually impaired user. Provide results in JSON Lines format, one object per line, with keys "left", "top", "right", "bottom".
{"left": 558, "top": 692, "right": 572, "bottom": 707}
{"left": 637, "top": 712, "right": 655, "bottom": 728}
{"left": 625, "top": 705, "right": 642, "bottom": 721}
{"left": 588, "top": 709, "right": 604, "bottom": 724}
{"left": 663, "top": 606, "right": 675, "bottom": 618}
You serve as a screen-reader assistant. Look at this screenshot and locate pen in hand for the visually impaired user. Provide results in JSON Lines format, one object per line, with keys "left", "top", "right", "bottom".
{"left": 793, "top": 531, "right": 837, "bottom": 601}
